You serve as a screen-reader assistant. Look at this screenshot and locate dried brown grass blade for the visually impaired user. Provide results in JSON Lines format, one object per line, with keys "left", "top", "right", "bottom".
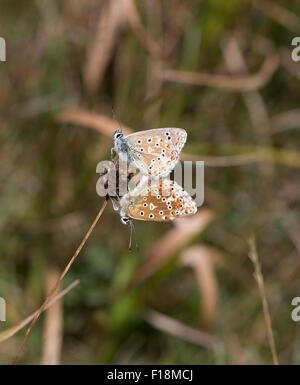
{"left": 160, "top": 51, "right": 279, "bottom": 91}
{"left": 182, "top": 148, "right": 300, "bottom": 168}
{"left": 221, "top": 36, "right": 273, "bottom": 176}
{"left": 144, "top": 309, "right": 221, "bottom": 350}
{"left": 84, "top": 0, "right": 126, "bottom": 93}
{"left": 143, "top": 0, "right": 163, "bottom": 124}
{"left": 253, "top": 0, "right": 300, "bottom": 34}
{"left": 41, "top": 267, "right": 63, "bottom": 365}
{"left": 57, "top": 107, "right": 132, "bottom": 137}
{"left": 248, "top": 237, "right": 279, "bottom": 365}
{"left": 0, "top": 280, "right": 80, "bottom": 344}
{"left": 123, "top": 0, "right": 161, "bottom": 58}
{"left": 11, "top": 200, "right": 108, "bottom": 364}
{"left": 181, "top": 151, "right": 267, "bottom": 167}
{"left": 271, "top": 109, "right": 300, "bottom": 134}
{"left": 130, "top": 210, "right": 214, "bottom": 286}
{"left": 180, "top": 245, "right": 220, "bottom": 330}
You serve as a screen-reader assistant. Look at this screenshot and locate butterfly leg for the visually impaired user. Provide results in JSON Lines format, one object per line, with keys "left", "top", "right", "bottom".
{"left": 111, "top": 196, "right": 121, "bottom": 211}
{"left": 111, "top": 147, "right": 116, "bottom": 160}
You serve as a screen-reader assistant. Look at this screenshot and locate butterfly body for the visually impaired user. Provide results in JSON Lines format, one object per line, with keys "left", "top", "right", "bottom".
{"left": 113, "top": 131, "right": 133, "bottom": 161}
{"left": 113, "top": 128, "right": 187, "bottom": 178}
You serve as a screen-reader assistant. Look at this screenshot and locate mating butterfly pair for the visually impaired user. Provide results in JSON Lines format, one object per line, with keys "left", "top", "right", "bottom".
{"left": 111, "top": 128, "right": 197, "bottom": 227}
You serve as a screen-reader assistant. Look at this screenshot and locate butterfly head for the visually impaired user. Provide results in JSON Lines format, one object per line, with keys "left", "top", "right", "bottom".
{"left": 113, "top": 130, "right": 131, "bottom": 160}
{"left": 114, "top": 130, "right": 124, "bottom": 141}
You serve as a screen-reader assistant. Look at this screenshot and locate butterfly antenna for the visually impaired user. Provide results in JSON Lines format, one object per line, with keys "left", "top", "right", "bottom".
{"left": 132, "top": 220, "right": 139, "bottom": 251}
{"left": 111, "top": 106, "right": 123, "bottom": 133}
{"left": 128, "top": 220, "right": 133, "bottom": 251}
{"left": 128, "top": 220, "right": 139, "bottom": 251}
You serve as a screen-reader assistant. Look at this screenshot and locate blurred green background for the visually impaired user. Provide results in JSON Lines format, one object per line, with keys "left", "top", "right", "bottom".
{"left": 1, "top": 0, "right": 300, "bottom": 365}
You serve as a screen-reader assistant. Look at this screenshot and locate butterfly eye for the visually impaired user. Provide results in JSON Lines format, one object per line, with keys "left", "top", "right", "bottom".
{"left": 121, "top": 216, "right": 130, "bottom": 225}
{"left": 114, "top": 131, "right": 123, "bottom": 140}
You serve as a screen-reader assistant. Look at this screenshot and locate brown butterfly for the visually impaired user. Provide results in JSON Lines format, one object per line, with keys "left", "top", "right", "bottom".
{"left": 113, "top": 128, "right": 187, "bottom": 177}
{"left": 118, "top": 176, "right": 197, "bottom": 225}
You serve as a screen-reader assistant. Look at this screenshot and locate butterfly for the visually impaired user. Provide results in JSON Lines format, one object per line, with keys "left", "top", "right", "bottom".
{"left": 113, "top": 176, "right": 197, "bottom": 250}
{"left": 118, "top": 176, "right": 197, "bottom": 225}
{"left": 113, "top": 128, "right": 187, "bottom": 178}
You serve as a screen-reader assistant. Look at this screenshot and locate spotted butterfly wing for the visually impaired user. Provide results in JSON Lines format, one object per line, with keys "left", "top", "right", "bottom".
{"left": 126, "top": 128, "right": 187, "bottom": 177}
{"left": 120, "top": 178, "right": 197, "bottom": 222}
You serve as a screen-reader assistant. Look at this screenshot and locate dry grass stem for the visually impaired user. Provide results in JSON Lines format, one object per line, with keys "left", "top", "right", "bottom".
{"left": 253, "top": 0, "right": 300, "bottom": 34}
{"left": 181, "top": 152, "right": 266, "bottom": 166}
{"left": 0, "top": 280, "right": 80, "bottom": 344}
{"left": 144, "top": 309, "right": 221, "bottom": 350}
{"left": 222, "top": 36, "right": 273, "bottom": 176}
{"left": 84, "top": 0, "right": 125, "bottom": 93}
{"left": 248, "top": 237, "right": 279, "bottom": 365}
{"left": 160, "top": 52, "right": 279, "bottom": 91}
{"left": 271, "top": 109, "right": 300, "bottom": 134}
{"left": 182, "top": 148, "right": 300, "bottom": 168}
{"left": 41, "top": 267, "right": 63, "bottom": 365}
{"left": 181, "top": 245, "right": 219, "bottom": 329}
{"left": 124, "top": 0, "right": 161, "bottom": 58}
{"left": 11, "top": 200, "right": 107, "bottom": 364}
{"left": 57, "top": 108, "right": 132, "bottom": 137}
